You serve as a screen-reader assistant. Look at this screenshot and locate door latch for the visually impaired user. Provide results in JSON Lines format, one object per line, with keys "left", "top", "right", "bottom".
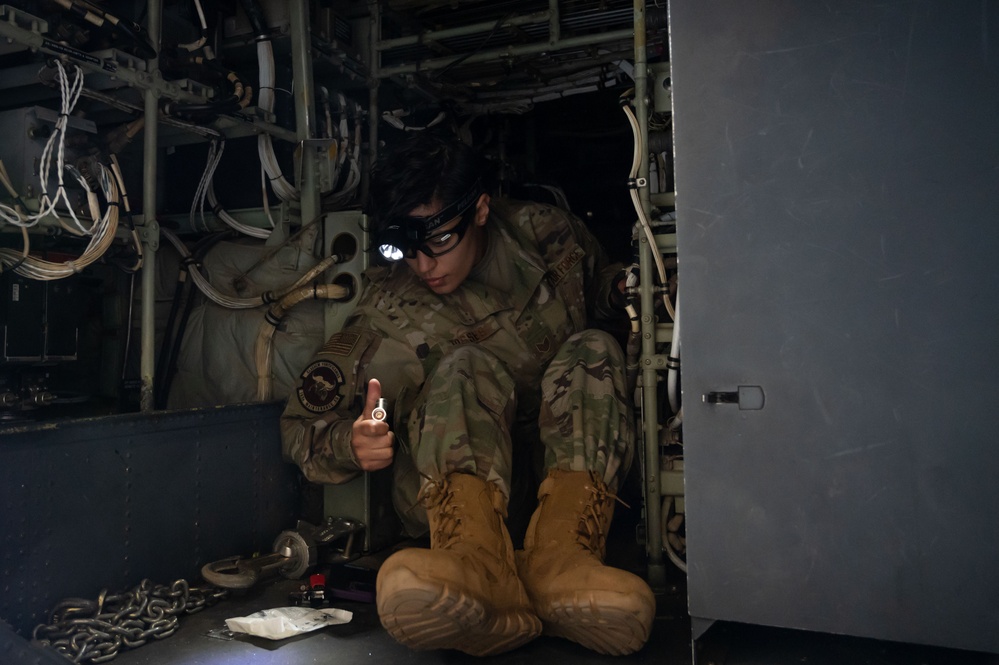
{"left": 703, "top": 385, "right": 765, "bottom": 410}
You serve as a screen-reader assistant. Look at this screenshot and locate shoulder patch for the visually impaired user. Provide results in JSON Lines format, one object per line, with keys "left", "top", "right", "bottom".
{"left": 297, "top": 360, "right": 345, "bottom": 413}
{"left": 321, "top": 331, "right": 360, "bottom": 356}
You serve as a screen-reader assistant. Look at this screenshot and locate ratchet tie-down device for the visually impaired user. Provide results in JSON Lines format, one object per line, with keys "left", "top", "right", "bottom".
{"left": 201, "top": 517, "right": 365, "bottom": 591}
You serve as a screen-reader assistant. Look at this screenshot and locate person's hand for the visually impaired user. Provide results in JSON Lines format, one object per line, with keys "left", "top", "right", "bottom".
{"left": 610, "top": 268, "right": 631, "bottom": 310}
{"left": 350, "top": 378, "right": 394, "bottom": 471}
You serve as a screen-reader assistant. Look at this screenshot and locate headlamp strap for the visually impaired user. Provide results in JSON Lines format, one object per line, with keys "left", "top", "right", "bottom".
{"left": 407, "top": 179, "right": 482, "bottom": 234}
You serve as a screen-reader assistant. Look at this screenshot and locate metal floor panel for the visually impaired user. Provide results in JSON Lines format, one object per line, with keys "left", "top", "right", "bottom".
{"left": 21, "top": 574, "right": 995, "bottom": 665}
{"left": 101, "top": 577, "right": 688, "bottom": 665}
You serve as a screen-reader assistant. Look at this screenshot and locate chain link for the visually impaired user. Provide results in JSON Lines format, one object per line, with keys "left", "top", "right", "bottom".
{"left": 31, "top": 579, "right": 228, "bottom": 663}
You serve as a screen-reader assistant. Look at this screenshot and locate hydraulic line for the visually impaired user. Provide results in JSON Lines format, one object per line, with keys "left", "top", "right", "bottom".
{"left": 160, "top": 230, "right": 344, "bottom": 310}
{"left": 254, "top": 280, "right": 350, "bottom": 401}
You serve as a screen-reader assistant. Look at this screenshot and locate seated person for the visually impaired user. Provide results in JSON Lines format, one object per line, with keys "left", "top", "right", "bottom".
{"left": 280, "top": 131, "right": 655, "bottom": 657}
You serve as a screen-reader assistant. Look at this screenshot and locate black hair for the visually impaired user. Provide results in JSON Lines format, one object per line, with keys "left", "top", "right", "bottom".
{"left": 367, "top": 131, "right": 485, "bottom": 237}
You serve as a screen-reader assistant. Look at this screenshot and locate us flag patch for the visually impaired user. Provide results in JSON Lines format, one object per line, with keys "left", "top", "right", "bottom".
{"left": 321, "top": 331, "right": 360, "bottom": 356}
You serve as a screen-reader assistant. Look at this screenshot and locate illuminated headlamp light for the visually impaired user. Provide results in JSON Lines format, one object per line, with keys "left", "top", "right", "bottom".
{"left": 377, "top": 224, "right": 423, "bottom": 262}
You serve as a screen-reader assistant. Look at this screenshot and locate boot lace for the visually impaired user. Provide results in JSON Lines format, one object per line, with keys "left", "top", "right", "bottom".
{"left": 574, "top": 473, "right": 629, "bottom": 556}
{"left": 417, "top": 475, "right": 465, "bottom": 550}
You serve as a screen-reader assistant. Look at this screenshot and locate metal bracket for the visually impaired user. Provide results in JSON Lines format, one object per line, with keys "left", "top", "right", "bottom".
{"left": 136, "top": 216, "right": 160, "bottom": 251}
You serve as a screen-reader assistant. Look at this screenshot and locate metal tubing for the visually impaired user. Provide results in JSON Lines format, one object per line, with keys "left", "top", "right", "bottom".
{"left": 376, "top": 27, "right": 633, "bottom": 78}
{"left": 140, "top": 0, "right": 162, "bottom": 412}
{"left": 376, "top": 10, "right": 551, "bottom": 50}
{"left": 634, "top": 0, "right": 667, "bottom": 589}
{"left": 290, "top": 0, "right": 319, "bottom": 226}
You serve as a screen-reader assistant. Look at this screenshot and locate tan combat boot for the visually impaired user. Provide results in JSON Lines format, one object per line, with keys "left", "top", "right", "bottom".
{"left": 516, "top": 469, "right": 656, "bottom": 655}
{"left": 376, "top": 472, "right": 542, "bottom": 656}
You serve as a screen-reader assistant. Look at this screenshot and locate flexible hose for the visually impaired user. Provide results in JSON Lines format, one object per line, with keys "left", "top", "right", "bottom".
{"left": 662, "top": 496, "right": 687, "bottom": 573}
{"left": 624, "top": 266, "right": 641, "bottom": 396}
{"left": 238, "top": 0, "right": 269, "bottom": 38}
{"left": 666, "top": 289, "right": 681, "bottom": 414}
{"left": 161, "top": 229, "right": 263, "bottom": 309}
{"left": 207, "top": 184, "right": 270, "bottom": 238}
{"left": 621, "top": 90, "right": 681, "bottom": 416}
{"left": 621, "top": 93, "right": 674, "bottom": 321}
{"left": 254, "top": 282, "right": 350, "bottom": 401}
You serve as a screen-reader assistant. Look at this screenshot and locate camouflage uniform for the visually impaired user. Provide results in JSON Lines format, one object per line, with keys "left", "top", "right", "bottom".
{"left": 281, "top": 198, "right": 633, "bottom": 535}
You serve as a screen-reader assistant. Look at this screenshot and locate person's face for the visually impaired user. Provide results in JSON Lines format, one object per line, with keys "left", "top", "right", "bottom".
{"left": 404, "top": 193, "right": 490, "bottom": 295}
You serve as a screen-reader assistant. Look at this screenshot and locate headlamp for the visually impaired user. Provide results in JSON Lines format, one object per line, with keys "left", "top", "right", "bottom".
{"left": 377, "top": 224, "right": 422, "bottom": 262}
{"left": 376, "top": 180, "right": 482, "bottom": 262}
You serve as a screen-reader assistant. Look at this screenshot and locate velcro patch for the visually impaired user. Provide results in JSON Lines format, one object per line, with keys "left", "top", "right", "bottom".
{"left": 450, "top": 323, "right": 497, "bottom": 346}
{"left": 548, "top": 245, "right": 585, "bottom": 286}
{"left": 321, "top": 331, "right": 360, "bottom": 357}
{"left": 297, "top": 360, "right": 345, "bottom": 413}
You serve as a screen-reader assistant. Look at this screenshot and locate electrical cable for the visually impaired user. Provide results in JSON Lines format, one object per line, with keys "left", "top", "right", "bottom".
{"left": 0, "top": 61, "right": 102, "bottom": 243}
{"left": 325, "top": 98, "right": 361, "bottom": 207}
{"left": 155, "top": 231, "right": 231, "bottom": 407}
{"left": 666, "top": 290, "right": 681, "bottom": 414}
{"left": 49, "top": 0, "right": 157, "bottom": 59}
{"left": 620, "top": 89, "right": 684, "bottom": 468}
{"left": 0, "top": 160, "right": 121, "bottom": 280}
{"left": 178, "top": 0, "right": 208, "bottom": 52}
{"left": 155, "top": 265, "right": 190, "bottom": 408}
{"left": 162, "top": 57, "right": 253, "bottom": 122}
{"left": 160, "top": 228, "right": 263, "bottom": 309}
{"left": 109, "top": 155, "right": 143, "bottom": 272}
{"left": 256, "top": 39, "right": 299, "bottom": 202}
{"left": 191, "top": 138, "right": 225, "bottom": 233}
{"left": 621, "top": 90, "right": 674, "bottom": 321}
{"left": 206, "top": 183, "right": 270, "bottom": 239}
{"left": 159, "top": 230, "right": 343, "bottom": 310}
{"left": 120, "top": 272, "right": 136, "bottom": 383}
{"left": 32, "top": 61, "right": 86, "bottom": 231}
{"left": 661, "top": 495, "right": 687, "bottom": 573}
{"left": 623, "top": 266, "right": 642, "bottom": 397}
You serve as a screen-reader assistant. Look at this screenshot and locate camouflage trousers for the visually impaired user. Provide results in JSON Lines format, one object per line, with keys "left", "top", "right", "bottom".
{"left": 391, "top": 329, "right": 634, "bottom": 535}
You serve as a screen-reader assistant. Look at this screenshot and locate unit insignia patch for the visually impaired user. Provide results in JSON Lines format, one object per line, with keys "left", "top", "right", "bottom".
{"left": 297, "top": 360, "right": 345, "bottom": 413}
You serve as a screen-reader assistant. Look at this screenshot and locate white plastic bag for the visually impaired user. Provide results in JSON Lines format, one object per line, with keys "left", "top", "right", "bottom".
{"left": 225, "top": 606, "right": 353, "bottom": 640}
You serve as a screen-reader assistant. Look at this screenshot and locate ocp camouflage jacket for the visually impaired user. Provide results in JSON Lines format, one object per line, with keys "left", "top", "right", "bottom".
{"left": 279, "top": 197, "right": 624, "bottom": 484}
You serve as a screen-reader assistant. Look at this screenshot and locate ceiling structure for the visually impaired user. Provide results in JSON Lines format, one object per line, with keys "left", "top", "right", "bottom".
{"left": 368, "top": 0, "right": 658, "bottom": 113}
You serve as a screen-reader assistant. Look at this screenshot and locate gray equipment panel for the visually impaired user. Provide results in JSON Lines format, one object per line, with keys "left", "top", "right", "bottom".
{"left": 0, "top": 403, "right": 298, "bottom": 637}
{"left": 671, "top": 0, "right": 999, "bottom": 654}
